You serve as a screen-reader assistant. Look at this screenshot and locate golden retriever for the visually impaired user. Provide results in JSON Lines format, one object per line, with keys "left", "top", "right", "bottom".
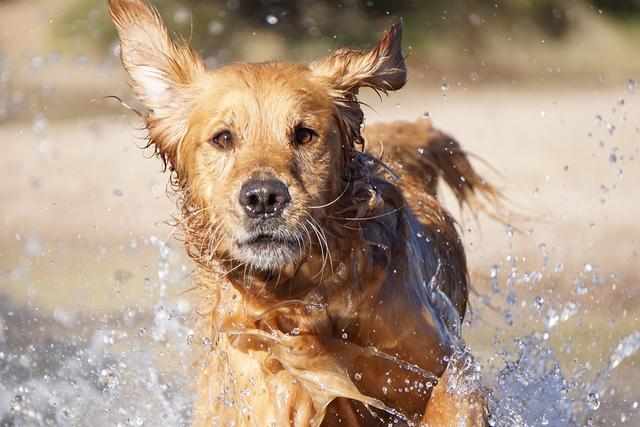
{"left": 109, "top": 1, "right": 498, "bottom": 425}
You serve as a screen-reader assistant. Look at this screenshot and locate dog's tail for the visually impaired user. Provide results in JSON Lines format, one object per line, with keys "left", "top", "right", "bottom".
{"left": 364, "top": 118, "right": 504, "bottom": 220}
{"left": 415, "top": 127, "right": 503, "bottom": 219}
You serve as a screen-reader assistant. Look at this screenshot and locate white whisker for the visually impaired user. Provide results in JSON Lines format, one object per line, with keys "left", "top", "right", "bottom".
{"left": 308, "top": 182, "right": 351, "bottom": 209}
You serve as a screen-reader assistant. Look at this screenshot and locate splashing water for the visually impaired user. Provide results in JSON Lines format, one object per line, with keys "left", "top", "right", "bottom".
{"left": 1, "top": 234, "right": 638, "bottom": 426}
{"left": 489, "top": 336, "right": 576, "bottom": 427}
{"left": 0, "top": 239, "right": 193, "bottom": 427}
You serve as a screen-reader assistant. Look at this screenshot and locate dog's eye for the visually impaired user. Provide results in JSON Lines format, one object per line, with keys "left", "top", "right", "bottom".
{"left": 293, "top": 127, "right": 316, "bottom": 146}
{"left": 210, "top": 130, "right": 233, "bottom": 149}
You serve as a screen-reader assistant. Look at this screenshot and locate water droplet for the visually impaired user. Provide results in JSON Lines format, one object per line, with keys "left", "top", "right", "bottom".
{"left": 490, "top": 265, "right": 500, "bottom": 293}
{"left": 627, "top": 79, "right": 637, "bottom": 93}
{"left": 201, "top": 336, "right": 212, "bottom": 350}
{"left": 265, "top": 14, "right": 279, "bottom": 25}
{"left": 25, "top": 236, "right": 44, "bottom": 257}
{"left": 505, "top": 225, "right": 514, "bottom": 239}
{"left": 504, "top": 310, "right": 513, "bottom": 326}
{"left": 587, "top": 391, "right": 600, "bottom": 410}
{"left": 173, "top": 7, "right": 191, "bottom": 24}
{"left": 610, "top": 331, "right": 640, "bottom": 369}
{"left": 560, "top": 302, "right": 578, "bottom": 321}
{"left": 208, "top": 20, "right": 224, "bottom": 35}
{"left": 111, "top": 41, "right": 121, "bottom": 57}
{"left": 490, "top": 265, "right": 499, "bottom": 279}
{"left": 99, "top": 367, "right": 120, "bottom": 390}
{"left": 60, "top": 406, "right": 73, "bottom": 419}
{"left": 32, "top": 113, "right": 48, "bottom": 135}
{"left": 576, "top": 279, "right": 588, "bottom": 295}
{"left": 545, "top": 308, "right": 559, "bottom": 329}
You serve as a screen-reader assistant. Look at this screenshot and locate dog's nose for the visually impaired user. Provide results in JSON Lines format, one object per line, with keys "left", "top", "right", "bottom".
{"left": 239, "top": 179, "right": 291, "bottom": 218}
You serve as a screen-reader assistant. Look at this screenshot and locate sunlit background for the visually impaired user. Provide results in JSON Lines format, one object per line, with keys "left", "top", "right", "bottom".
{"left": 1, "top": 1, "right": 639, "bottom": 426}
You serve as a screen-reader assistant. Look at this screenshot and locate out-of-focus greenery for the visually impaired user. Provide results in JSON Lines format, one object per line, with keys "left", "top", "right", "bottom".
{"left": 592, "top": 0, "right": 640, "bottom": 17}
{"left": 55, "top": 0, "right": 640, "bottom": 62}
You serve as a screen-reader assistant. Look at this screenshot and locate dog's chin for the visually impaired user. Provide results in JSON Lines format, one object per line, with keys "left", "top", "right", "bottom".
{"left": 232, "top": 234, "right": 302, "bottom": 272}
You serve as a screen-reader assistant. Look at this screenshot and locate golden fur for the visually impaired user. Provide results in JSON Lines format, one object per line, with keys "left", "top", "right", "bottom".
{"left": 109, "top": 1, "right": 495, "bottom": 425}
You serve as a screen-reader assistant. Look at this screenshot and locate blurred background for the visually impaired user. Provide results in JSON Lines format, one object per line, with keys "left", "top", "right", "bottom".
{"left": 0, "top": 1, "right": 639, "bottom": 426}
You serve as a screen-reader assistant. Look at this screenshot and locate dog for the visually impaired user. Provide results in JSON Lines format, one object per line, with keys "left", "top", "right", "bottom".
{"left": 109, "top": 1, "right": 498, "bottom": 425}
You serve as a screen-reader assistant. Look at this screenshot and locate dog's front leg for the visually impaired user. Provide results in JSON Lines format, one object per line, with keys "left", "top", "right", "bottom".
{"left": 192, "top": 338, "right": 323, "bottom": 427}
{"left": 420, "top": 356, "right": 488, "bottom": 427}
{"left": 266, "top": 368, "right": 319, "bottom": 426}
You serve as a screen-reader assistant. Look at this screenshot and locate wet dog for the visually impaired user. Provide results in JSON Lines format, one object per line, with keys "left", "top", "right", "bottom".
{"left": 109, "top": 0, "right": 497, "bottom": 425}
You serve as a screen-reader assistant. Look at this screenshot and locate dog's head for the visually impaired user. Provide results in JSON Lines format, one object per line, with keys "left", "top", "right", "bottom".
{"left": 109, "top": 0, "right": 406, "bottom": 272}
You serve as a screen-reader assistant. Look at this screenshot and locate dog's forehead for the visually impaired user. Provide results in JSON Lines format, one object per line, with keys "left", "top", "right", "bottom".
{"left": 197, "top": 62, "right": 332, "bottom": 115}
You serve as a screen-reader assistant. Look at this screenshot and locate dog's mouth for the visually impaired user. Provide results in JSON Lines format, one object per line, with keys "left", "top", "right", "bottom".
{"left": 243, "top": 233, "right": 294, "bottom": 246}
{"left": 233, "top": 228, "right": 302, "bottom": 270}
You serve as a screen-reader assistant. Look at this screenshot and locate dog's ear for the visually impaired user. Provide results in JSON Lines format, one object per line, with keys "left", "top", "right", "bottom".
{"left": 109, "top": 0, "right": 204, "bottom": 166}
{"left": 109, "top": 0, "right": 203, "bottom": 111}
{"left": 310, "top": 22, "right": 406, "bottom": 95}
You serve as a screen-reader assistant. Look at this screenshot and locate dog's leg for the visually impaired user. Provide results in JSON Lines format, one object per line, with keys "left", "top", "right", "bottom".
{"left": 420, "top": 358, "right": 488, "bottom": 427}
{"left": 193, "top": 334, "right": 334, "bottom": 427}
{"left": 266, "top": 368, "right": 319, "bottom": 426}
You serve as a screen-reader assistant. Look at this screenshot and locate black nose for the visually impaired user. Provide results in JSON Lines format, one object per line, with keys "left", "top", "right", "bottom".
{"left": 239, "top": 179, "right": 291, "bottom": 218}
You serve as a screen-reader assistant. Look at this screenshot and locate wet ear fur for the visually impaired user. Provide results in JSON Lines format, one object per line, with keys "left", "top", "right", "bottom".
{"left": 108, "top": 0, "right": 204, "bottom": 168}
{"left": 310, "top": 22, "right": 406, "bottom": 96}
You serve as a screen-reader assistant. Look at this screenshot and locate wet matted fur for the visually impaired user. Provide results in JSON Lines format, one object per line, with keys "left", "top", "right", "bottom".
{"left": 109, "top": 0, "right": 497, "bottom": 425}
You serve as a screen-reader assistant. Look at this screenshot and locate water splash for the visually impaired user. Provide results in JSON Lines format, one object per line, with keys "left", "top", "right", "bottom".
{"left": 0, "top": 238, "right": 193, "bottom": 427}
{"left": 2, "top": 241, "right": 638, "bottom": 426}
{"left": 489, "top": 336, "right": 576, "bottom": 427}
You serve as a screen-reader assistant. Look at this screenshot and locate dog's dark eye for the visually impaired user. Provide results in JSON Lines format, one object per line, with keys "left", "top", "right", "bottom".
{"left": 293, "top": 127, "right": 316, "bottom": 146}
{"left": 210, "top": 130, "right": 233, "bottom": 149}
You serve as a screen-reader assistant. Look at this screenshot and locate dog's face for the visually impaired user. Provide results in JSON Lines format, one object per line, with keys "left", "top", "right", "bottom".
{"left": 181, "top": 65, "right": 342, "bottom": 270}
{"left": 109, "top": 0, "right": 406, "bottom": 271}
